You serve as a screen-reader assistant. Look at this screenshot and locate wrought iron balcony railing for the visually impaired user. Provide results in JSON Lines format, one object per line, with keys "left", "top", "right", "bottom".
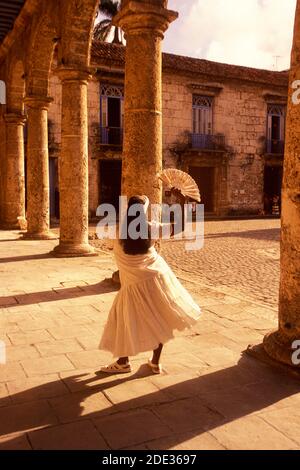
{"left": 266, "top": 139, "right": 284, "bottom": 155}
{"left": 100, "top": 127, "right": 123, "bottom": 146}
{"left": 191, "top": 133, "right": 225, "bottom": 151}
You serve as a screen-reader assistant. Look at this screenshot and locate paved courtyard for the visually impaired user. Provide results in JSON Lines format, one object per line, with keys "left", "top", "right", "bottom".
{"left": 0, "top": 220, "right": 299, "bottom": 450}
{"left": 161, "top": 219, "right": 280, "bottom": 309}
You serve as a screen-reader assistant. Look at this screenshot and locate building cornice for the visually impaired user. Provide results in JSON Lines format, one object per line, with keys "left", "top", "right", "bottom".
{"left": 186, "top": 82, "right": 223, "bottom": 96}
{"left": 263, "top": 92, "right": 287, "bottom": 104}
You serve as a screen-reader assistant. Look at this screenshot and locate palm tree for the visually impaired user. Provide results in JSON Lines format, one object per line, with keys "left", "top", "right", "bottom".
{"left": 93, "top": 0, "right": 122, "bottom": 44}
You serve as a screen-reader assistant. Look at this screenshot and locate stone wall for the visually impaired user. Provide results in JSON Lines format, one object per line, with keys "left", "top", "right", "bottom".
{"left": 48, "top": 74, "right": 61, "bottom": 159}
{"left": 48, "top": 74, "right": 101, "bottom": 217}
{"left": 216, "top": 82, "right": 267, "bottom": 214}
{"left": 162, "top": 73, "right": 191, "bottom": 168}
{"left": 47, "top": 63, "right": 287, "bottom": 217}
{"left": 160, "top": 72, "right": 287, "bottom": 215}
{"left": 88, "top": 78, "right": 100, "bottom": 216}
{"left": 0, "top": 108, "right": 5, "bottom": 221}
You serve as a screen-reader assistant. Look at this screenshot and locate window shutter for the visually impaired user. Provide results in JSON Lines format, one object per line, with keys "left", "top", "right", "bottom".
{"left": 279, "top": 112, "right": 285, "bottom": 141}
{"left": 120, "top": 97, "right": 124, "bottom": 129}
{"left": 267, "top": 112, "right": 272, "bottom": 141}
{"left": 101, "top": 96, "right": 108, "bottom": 128}
{"left": 208, "top": 107, "right": 213, "bottom": 135}
{"left": 192, "top": 96, "right": 213, "bottom": 135}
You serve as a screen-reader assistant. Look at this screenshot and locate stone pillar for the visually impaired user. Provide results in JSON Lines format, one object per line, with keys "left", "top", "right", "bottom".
{"left": 263, "top": 0, "right": 300, "bottom": 367}
{"left": 1, "top": 113, "right": 26, "bottom": 229}
{"left": 51, "top": 68, "right": 96, "bottom": 257}
{"left": 23, "top": 96, "right": 56, "bottom": 240}
{"left": 114, "top": 0, "right": 178, "bottom": 205}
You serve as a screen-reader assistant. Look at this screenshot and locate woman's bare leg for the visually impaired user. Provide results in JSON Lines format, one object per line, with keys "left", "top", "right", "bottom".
{"left": 151, "top": 343, "right": 163, "bottom": 365}
{"left": 117, "top": 357, "right": 129, "bottom": 365}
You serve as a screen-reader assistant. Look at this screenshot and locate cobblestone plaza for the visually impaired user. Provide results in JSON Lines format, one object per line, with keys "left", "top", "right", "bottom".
{"left": 0, "top": 221, "right": 299, "bottom": 450}
{"left": 0, "top": 0, "right": 299, "bottom": 452}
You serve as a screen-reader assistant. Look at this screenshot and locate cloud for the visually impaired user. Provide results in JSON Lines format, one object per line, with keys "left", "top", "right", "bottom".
{"left": 164, "top": 0, "right": 296, "bottom": 70}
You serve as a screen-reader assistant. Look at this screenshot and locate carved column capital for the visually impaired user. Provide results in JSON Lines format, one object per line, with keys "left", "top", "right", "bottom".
{"left": 114, "top": 1, "right": 178, "bottom": 38}
{"left": 55, "top": 67, "right": 94, "bottom": 84}
{"left": 24, "top": 95, "right": 53, "bottom": 110}
{"left": 4, "top": 113, "right": 26, "bottom": 126}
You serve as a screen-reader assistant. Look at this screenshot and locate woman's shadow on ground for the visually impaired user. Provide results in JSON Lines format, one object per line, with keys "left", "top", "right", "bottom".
{"left": 0, "top": 353, "right": 299, "bottom": 449}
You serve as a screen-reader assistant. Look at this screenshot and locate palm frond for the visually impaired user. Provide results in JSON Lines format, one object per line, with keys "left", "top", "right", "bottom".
{"left": 99, "top": 0, "right": 120, "bottom": 18}
{"left": 93, "top": 23, "right": 112, "bottom": 41}
{"left": 96, "top": 18, "right": 112, "bottom": 28}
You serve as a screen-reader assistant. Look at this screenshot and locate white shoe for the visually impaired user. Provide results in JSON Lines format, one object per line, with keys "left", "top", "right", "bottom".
{"left": 100, "top": 361, "right": 132, "bottom": 374}
{"left": 148, "top": 359, "right": 163, "bottom": 374}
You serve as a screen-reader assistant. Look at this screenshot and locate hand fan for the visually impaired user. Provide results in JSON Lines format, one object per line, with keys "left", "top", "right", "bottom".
{"left": 158, "top": 169, "right": 201, "bottom": 202}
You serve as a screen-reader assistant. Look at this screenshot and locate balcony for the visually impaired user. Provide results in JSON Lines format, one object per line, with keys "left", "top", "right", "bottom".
{"left": 266, "top": 139, "right": 284, "bottom": 155}
{"left": 191, "top": 133, "right": 226, "bottom": 151}
{"left": 100, "top": 127, "right": 123, "bottom": 146}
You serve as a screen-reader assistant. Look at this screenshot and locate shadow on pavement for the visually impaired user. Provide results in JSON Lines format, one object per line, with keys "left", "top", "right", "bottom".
{"left": 0, "top": 354, "right": 298, "bottom": 449}
{"left": 0, "top": 279, "right": 119, "bottom": 308}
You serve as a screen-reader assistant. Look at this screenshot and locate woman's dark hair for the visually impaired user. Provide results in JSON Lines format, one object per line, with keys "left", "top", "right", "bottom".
{"left": 120, "top": 195, "right": 151, "bottom": 255}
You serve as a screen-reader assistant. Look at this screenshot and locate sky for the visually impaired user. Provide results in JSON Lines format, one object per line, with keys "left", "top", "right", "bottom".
{"left": 163, "top": 0, "right": 297, "bottom": 71}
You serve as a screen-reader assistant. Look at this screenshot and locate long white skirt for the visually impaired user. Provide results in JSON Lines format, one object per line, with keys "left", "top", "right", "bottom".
{"left": 99, "top": 241, "right": 201, "bottom": 357}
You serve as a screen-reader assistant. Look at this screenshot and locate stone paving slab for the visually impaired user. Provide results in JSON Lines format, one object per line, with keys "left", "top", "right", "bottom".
{"left": 0, "top": 228, "right": 299, "bottom": 450}
{"left": 209, "top": 415, "right": 296, "bottom": 450}
{"left": 0, "top": 432, "right": 32, "bottom": 450}
{"left": 145, "top": 431, "right": 226, "bottom": 450}
{"left": 6, "top": 374, "right": 69, "bottom": 403}
{"left": 0, "top": 399, "right": 59, "bottom": 435}
{"left": 28, "top": 420, "right": 109, "bottom": 450}
{"left": 93, "top": 409, "right": 172, "bottom": 449}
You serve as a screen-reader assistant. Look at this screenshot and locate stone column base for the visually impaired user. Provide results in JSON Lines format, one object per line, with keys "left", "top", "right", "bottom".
{"left": 0, "top": 217, "right": 27, "bottom": 231}
{"left": 22, "top": 231, "right": 58, "bottom": 241}
{"left": 247, "top": 342, "right": 300, "bottom": 378}
{"left": 50, "top": 242, "right": 98, "bottom": 258}
{"left": 0, "top": 222, "right": 23, "bottom": 231}
{"left": 263, "top": 329, "right": 300, "bottom": 368}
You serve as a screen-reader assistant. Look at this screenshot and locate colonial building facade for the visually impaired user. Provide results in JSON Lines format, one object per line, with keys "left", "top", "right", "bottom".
{"left": 47, "top": 41, "right": 289, "bottom": 219}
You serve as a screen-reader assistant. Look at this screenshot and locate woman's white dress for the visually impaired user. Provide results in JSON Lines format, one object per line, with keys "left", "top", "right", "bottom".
{"left": 99, "top": 240, "right": 201, "bottom": 357}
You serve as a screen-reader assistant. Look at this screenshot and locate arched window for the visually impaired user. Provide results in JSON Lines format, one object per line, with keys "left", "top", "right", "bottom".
{"left": 192, "top": 95, "right": 213, "bottom": 135}
{"left": 267, "top": 104, "right": 286, "bottom": 154}
{"left": 101, "top": 84, "right": 124, "bottom": 98}
{"left": 100, "top": 84, "right": 124, "bottom": 145}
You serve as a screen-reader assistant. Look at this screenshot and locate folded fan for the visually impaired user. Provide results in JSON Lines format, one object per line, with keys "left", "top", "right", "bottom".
{"left": 158, "top": 169, "right": 201, "bottom": 202}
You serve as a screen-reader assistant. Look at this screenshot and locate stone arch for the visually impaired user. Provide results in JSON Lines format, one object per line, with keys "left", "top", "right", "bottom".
{"left": 6, "top": 57, "right": 25, "bottom": 114}
{"left": 59, "top": 0, "right": 99, "bottom": 69}
{"left": 26, "top": 8, "right": 59, "bottom": 98}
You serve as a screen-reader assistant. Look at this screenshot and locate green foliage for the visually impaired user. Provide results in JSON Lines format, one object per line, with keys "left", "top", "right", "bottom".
{"left": 94, "top": 0, "right": 122, "bottom": 43}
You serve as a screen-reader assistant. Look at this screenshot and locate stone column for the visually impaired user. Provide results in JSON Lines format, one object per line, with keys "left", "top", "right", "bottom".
{"left": 263, "top": 0, "right": 300, "bottom": 367}
{"left": 51, "top": 68, "right": 96, "bottom": 257}
{"left": 23, "top": 96, "right": 56, "bottom": 240}
{"left": 1, "top": 113, "right": 26, "bottom": 229}
{"left": 114, "top": 0, "right": 178, "bottom": 205}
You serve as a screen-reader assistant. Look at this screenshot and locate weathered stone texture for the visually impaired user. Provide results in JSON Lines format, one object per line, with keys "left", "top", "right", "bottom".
{"left": 51, "top": 69, "right": 96, "bottom": 257}
{"left": 1, "top": 113, "right": 26, "bottom": 228}
{"left": 44, "top": 39, "right": 289, "bottom": 218}
{"left": 161, "top": 72, "right": 286, "bottom": 214}
{"left": 23, "top": 96, "right": 55, "bottom": 239}
{"left": 48, "top": 74, "right": 62, "bottom": 156}
{"left": 263, "top": 0, "right": 300, "bottom": 367}
{"left": 87, "top": 78, "right": 101, "bottom": 215}
{"left": 115, "top": 7, "right": 175, "bottom": 205}
{"left": 0, "top": 0, "right": 100, "bottom": 253}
